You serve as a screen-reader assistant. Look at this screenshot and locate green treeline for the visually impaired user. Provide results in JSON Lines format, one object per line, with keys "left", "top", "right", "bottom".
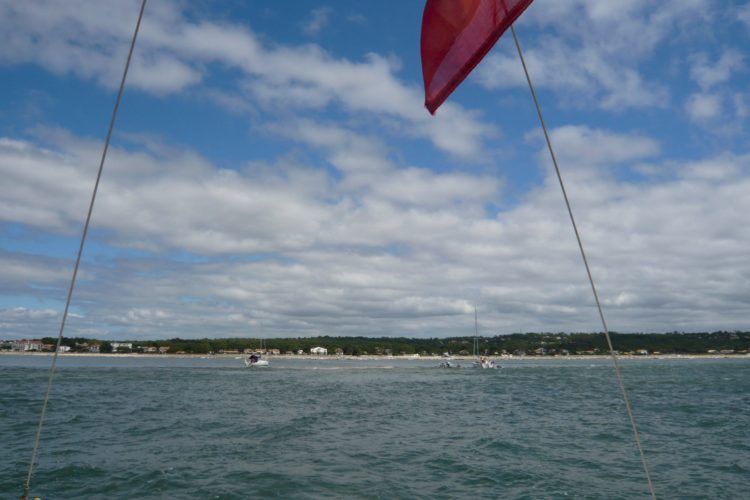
{"left": 36, "top": 331, "right": 750, "bottom": 355}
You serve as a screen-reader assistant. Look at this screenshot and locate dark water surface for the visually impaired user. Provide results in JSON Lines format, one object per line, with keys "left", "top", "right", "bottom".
{"left": 1, "top": 355, "right": 748, "bottom": 499}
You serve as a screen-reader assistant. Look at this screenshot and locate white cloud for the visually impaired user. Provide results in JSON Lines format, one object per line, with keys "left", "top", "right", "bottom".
{"left": 0, "top": 124, "right": 500, "bottom": 257}
{"left": 2, "top": 307, "right": 59, "bottom": 320}
{"left": 0, "top": 131, "right": 330, "bottom": 253}
{"left": 685, "top": 93, "right": 722, "bottom": 122}
{"left": 0, "top": 0, "right": 492, "bottom": 158}
{"left": 369, "top": 168, "right": 499, "bottom": 208}
{"left": 0, "top": 249, "right": 74, "bottom": 310}
{"left": 689, "top": 50, "right": 744, "bottom": 90}
{"left": 303, "top": 7, "right": 333, "bottom": 36}
{"left": 734, "top": 93, "right": 748, "bottom": 119}
{"left": 526, "top": 126, "right": 660, "bottom": 173}
{"left": 3, "top": 130, "right": 750, "bottom": 338}
{"left": 346, "top": 14, "right": 367, "bottom": 25}
{"left": 266, "top": 118, "right": 499, "bottom": 205}
{"left": 475, "top": 39, "right": 668, "bottom": 110}
{"left": 0, "top": 306, "right": 63, "bottom": 339}
{"left": 2, "top": 1, "right": 750, "bottom": 341}
{"left": 684, "top": 51, "right": 747, "bottom": 129}
{"left": 738, "top": 3, "right": 750, "bottom": 28}
{"left": 475, "top": 0, "right": 708, "bottom": 110}
{"left": 128, "top": 53, "right": 202, "bottom": 94}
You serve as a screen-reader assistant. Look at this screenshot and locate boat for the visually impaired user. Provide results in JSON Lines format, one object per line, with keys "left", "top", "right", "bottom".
{"left": 438, "top": 358, "right": 461, "bottom": 368}
{"left": 244, "top": 338, "right": 270, "bottom": 368}
{"left": 471, "top": 307, "right": 499, "bottom": 369}
{"left": 474, "top": 357, "right": 498, "bottom": 369}
{"left": 244, "top": 353, "right": 269, "bottom": 368}
{"left": 438, "top": 359, "right": 461, "bottom": 368}
{"left": 438, "top": 352, "right": 460, "bottom": 368}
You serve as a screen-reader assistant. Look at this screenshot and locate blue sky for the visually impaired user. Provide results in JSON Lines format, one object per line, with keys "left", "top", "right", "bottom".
{"left": 1, "top": 0, "right": 750, "bottom": 340}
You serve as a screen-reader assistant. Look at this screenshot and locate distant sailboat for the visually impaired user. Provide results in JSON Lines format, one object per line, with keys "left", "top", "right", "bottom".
{"left": 472, "top": 307, "right": 498, "bottom": 369}
{"left": 244, "top": 338, "right": 269, "bottom": 368}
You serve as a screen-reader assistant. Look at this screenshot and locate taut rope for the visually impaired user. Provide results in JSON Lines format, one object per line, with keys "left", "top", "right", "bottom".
{"left": 510, "top": 24, "right": 656, "bottom": 499}
{"left": 21, "top": 1, "right": 148, "bottom": 498}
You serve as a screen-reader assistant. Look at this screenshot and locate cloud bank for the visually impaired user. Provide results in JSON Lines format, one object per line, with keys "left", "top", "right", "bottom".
{"left": 1, "top": 1, "right": 749, "bottom": 340}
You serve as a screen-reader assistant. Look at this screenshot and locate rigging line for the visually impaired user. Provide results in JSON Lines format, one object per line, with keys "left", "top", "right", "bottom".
{"left": 474, "top": 306, "right": 479, "bottom": 356}
{"left": 509, "top": 25, "right": 656, "bottom": 499}
{"left": 22, "top": 0, "right": 148, "bottom": 498}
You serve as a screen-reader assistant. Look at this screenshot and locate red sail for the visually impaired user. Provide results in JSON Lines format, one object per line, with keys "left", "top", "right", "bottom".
{"left": 421, "top": 0, "right": 534, "bottom": 114}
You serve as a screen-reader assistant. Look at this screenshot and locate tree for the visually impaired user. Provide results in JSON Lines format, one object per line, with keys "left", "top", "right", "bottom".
{"left": 100, "top": 341, "right": 113, "bottom": 353}
{"left": 191, "top": 341, "right": 211, "bottom": 354}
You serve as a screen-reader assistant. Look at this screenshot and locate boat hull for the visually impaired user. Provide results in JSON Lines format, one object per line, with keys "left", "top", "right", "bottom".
{"left": 473, "top": 359, "right": 499, "bottom": 369}
{"left": 244, "top": 358, "right": 269, "bottom": 368}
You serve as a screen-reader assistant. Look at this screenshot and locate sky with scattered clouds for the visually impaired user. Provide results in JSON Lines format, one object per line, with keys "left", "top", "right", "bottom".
{"left": 1, "top": 0, "right": 749, "bottom": 340}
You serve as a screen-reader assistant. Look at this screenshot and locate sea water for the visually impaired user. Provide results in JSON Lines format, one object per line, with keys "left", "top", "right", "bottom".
{"left": 1, "top": 355, "right": 748, "bottom": 499}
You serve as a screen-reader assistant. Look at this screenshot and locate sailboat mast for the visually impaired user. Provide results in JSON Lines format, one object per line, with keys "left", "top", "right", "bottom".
{"left": 474, "top": 306, "right": 479, "bottom": 357}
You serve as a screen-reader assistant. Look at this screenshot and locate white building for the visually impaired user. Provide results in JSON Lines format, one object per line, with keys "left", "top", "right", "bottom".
{"left": 310, "top": 346, "right": 328, "bottom": 355}
{"left": 112, "top": 342, "right": 133, "bottom": 352}
{"left": 11, "top": 339, "right": 43, "bottom": 351}
{"left": 38, "top": 344, "right": 70, "bottom": 352}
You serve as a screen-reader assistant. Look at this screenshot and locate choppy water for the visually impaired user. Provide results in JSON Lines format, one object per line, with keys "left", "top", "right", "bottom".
{"left": 1, "top": 355, "right": 748, "bottom": 499}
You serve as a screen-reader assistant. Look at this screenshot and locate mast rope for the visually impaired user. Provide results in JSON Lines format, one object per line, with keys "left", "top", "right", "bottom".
{"left": 509, "top": 25, "right": 656, "bottom": 499}
{"left": 21, "top": 1, "right": 148, "bottom": 498}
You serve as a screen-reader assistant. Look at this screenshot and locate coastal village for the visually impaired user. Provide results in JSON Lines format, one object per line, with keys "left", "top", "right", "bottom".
{"left": 2, "top": 334, "right": 748, "bottom": 357}
{"left": 0, "top": 339, "right": 329, "bottom": 356}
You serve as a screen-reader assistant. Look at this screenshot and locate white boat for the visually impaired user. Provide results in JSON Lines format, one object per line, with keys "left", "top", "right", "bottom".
{"left": 473, "top": 357, "right": 498, "bottom": 369}
{"left": 244, "top": 353, "right": 269, "bottom": 367}
{"left": 244, "top": 338, "right": 270, "bottom": 367}
{"left": 471, "top": 306, "right": 499, "bottom": 369}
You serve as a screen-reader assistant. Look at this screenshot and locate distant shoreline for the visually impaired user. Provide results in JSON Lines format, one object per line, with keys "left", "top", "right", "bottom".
{"left": 2, "top": 351, "right": 748, "bottom": 361}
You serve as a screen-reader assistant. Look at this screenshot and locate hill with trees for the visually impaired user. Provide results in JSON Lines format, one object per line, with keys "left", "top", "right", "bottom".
{"left": 22, "top": 331, "right": 750, "bottom": 355}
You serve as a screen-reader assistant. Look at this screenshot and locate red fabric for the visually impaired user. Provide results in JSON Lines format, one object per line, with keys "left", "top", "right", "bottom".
{"left": 421, "top": 0, "right": 534, "bottom": 114}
